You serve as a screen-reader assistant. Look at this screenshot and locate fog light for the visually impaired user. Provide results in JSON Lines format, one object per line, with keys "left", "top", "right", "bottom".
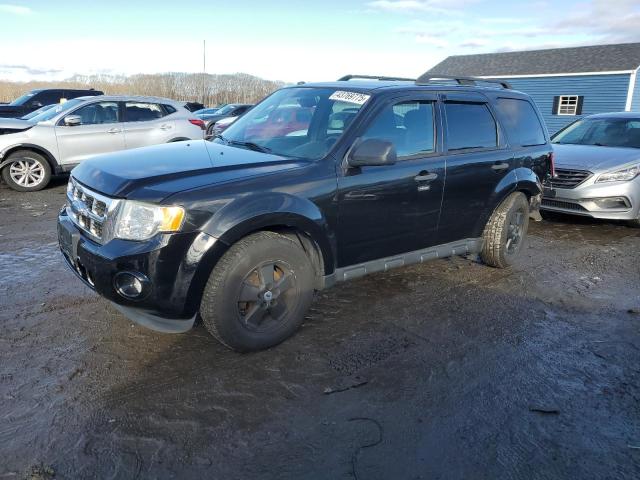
{"left": 114, "top": 271, "right": 149, "bottom": 299}
{"left": 591, "top": 197, "right": 630, "bottom": 209}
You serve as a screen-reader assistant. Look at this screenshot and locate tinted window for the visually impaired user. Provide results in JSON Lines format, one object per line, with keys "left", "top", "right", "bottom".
{"left": 125, "top": 102, "right": 165, "bottom": 121}
{"left": 361, "top": 101, "right": 435, "bottom": 158}
{"left": 71, "top": 101, "right": 120, "bottom": 125}
{"left": 34, "top": 90, "right": 61, "bottom": 106}
{"left": 445, "top": 102, "right": 497, "bottom": 151}
{"left": 163, "top": 104, "right": 177, "bottom": 115}
{"left": 496, "top": 98, "right": 546, "bottom": 146}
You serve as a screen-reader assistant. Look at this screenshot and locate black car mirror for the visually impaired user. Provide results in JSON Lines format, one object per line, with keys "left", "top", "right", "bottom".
{"left": 64, "top": 115, "right": 82, "bottom": 126}
{"left": 347, "top": 138, "right": 397, "bottom": 167}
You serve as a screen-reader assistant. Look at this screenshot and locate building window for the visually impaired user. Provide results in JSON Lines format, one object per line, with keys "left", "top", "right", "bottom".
{"left": 553, "top": 95, "right": 584, "bottom": 116}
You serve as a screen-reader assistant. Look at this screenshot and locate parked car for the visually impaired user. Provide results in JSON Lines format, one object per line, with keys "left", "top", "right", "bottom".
{"left": 207, "top": 115, "right": 238, "bottom": 138}
{"left": 543, "top": 112, "right": 640, "bottom": 227}
{"left": 58, "top": 75, "right": 552, "bottom": 351}
{"left": 199, "top": 103, "right": 253, "bottom": 136}
{"left": 0, "top": 104, "right": 59, "bottom": 132}
{"left": 193, "top": 107, "right": 220, "bottom": 116}
{"left": 0, "top": 88, "right": 103, "bottom": 118}
{"left": 0, "top": 95, "right": 205, "bottom": 191}
{"left": 244, "top": 105, "right": 313, "bottom": 140}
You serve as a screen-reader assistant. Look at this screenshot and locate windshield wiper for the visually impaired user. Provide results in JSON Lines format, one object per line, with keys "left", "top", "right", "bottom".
{"left": 227, "top": 140, "right": 272, "bottom": 153}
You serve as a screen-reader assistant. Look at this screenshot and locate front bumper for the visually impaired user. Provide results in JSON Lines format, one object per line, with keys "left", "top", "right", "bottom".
{"left": 57, "top": 208, "right": 218, "bottom": 332}
{"left": 541, "top": 176, "right": 640, "bottom": 220}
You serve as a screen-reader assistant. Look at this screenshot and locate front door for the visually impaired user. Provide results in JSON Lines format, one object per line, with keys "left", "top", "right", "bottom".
{"left": 55, "top": 100, "right": 125, "bottom": 166}
{"left": 336, "top": 94, "right": 446, "bottom": 267}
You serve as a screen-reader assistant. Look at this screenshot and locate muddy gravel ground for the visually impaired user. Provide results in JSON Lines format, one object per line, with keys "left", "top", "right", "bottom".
{"left": 1, "top": 179, "right": 639, "bottom": 480}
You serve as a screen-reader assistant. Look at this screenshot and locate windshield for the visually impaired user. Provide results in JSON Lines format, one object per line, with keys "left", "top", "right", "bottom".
{"left": 213, "top": 87, "right": 370, "bottom": 160}
{"left": 21, "top": 104, "right": 56, "bottom": 120}
{"left": 553, "top": 118, "right": 640, "bottom": 148}
{"left": 28, "top": 98, "right": 86, "bottom": 123}
{"left": 215, "top": 105, "right": 236, "bottom": 115}
{"left": 9, "top": 92, "right": 35, "bottom": 106}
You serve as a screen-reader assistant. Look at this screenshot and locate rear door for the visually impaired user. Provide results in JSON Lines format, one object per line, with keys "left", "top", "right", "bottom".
{"left": 336, "top": 93, "right": 446, "bottom": 266}
{"left": 437, "top": 92, "right": 515, "bottom": 244}
{"left": 55, "top": 100, "right": 125, "bottom": 166}
{"left": 122, "top": 101, "right": 174, "bottom": 148}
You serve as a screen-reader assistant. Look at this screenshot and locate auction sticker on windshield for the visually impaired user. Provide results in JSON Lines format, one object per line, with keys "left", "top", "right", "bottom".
{"left": 329, "top": 91, "right": 371, "bottom": 105}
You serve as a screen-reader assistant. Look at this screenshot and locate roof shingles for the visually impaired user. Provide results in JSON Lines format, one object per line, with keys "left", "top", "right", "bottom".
{"left": 426, "top": 43, "right": 640, "bottom": 77}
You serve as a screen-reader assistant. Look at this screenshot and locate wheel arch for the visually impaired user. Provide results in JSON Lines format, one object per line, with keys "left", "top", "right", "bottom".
{"left": 0, "top": 144, "right": 59, "bottom": 172}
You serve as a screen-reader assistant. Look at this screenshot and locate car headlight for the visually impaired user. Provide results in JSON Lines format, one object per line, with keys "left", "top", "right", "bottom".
{"left": 114, "top": 201, "right": 185, "bottom": 241}
{"left": 596, "top": 164, "right": 640, "bottom": 183}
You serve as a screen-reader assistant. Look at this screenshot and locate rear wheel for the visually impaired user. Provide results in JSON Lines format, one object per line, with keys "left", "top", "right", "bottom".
{"left": 200, "top": 231, "right": 315, "bottom": 351}
{"left": 627, "top": 217, "right": 640, "bottom": 228}
{"left": 481, "top": 192, "right": 530, "bottom": 268}
{"left": 1, "top": 150, "right": 51, "bottom": 192}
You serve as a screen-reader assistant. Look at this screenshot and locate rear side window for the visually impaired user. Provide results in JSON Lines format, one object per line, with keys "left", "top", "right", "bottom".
{"left": 163, "top": 104, "right": 177, "bottom": 115}
{"left": 125, "top": 102, "right": 166, "bottom": 121}
{"left": 495, "top": 98, "right": 546, "bottom": 147}
{"left": 445, "top": 102, "right": 497, "bottom": 151}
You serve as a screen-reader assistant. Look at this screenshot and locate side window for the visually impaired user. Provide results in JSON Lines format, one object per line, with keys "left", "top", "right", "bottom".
{"left": 125, "top": 102, "right": 165, "bottom": 122}
{"left": 495, "top": 98, "right": 546, "bottom": 147}
{"left": 361, "top": 100, "right": 435, "bottom": 159}
{"left": 34, "top": 90, "right": 61, "bottom": 106}
{"left": 163, "top": 104, "right": 177, "bottom": 115}
{"left": 70, "top": 101, "right": 120, "bottom": 125}
{"left": 445, "top": 102, "right": 497, "bottom": 151}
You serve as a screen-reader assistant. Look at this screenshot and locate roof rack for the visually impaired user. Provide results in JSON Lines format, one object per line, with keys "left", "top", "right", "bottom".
{"left": 415, "top": 74, "right": 512, "bottom": 89}
{"left": 338, "top": 74, "right": 416, "bottom": 82}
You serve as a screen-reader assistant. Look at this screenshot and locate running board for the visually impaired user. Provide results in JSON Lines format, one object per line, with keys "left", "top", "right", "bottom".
{"left": 321, "top": 238, "right": 483, "bottom": 288}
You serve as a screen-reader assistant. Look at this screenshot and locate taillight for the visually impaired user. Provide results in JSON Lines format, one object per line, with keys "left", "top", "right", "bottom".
{"left": 189, "top": 119, "right": 205, "bottom": 130}
{"left": 549, "top": 151, "right": 556, "bottom": 178}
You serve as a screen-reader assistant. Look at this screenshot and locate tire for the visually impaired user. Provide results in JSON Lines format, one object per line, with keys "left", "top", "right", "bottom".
{"left": 1, "top": 150, "right": 51, "bottom": 192}
{"left": 627, "top": 217, "right": 640, "bottom": 228}
{"left": 481, "top": 192, "right": 530, "bottom": 269}
{"left": 200, "top": 231, "right": 315, "bottom": 351}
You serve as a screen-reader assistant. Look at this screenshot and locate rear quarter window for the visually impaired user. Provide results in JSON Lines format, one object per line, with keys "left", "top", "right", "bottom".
{"left": 495, "top": 98, "right": 546, "bottom": 147}
{"left": 444, "top": 102, "right": 497, "bottom": 151}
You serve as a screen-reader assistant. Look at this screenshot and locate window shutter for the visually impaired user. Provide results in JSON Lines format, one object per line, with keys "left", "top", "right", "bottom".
{"left": 552, "top": 96, "right": 560, "bottom": 115}
{"left": 576, "top": 96, "right": 584, "bottom": 115}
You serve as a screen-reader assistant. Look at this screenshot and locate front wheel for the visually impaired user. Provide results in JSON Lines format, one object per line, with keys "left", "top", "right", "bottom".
{"left": 200, "top": 231, "right": 316, "bottom": 351}
{"left": 1, "top": 150, "right": 51, "bottom": 192}
{"left": 481, "top": 192, "right": 530, "bottom": 268}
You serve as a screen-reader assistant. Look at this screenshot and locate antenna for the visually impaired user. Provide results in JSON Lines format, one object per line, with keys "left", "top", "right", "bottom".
{"left": 202, "top": 39, "right": 206, "bottom": 105}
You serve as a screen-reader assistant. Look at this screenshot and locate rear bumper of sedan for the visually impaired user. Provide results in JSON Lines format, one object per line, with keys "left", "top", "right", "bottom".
{"left": 541, "top": 176, "right": 640, "bottom": 220}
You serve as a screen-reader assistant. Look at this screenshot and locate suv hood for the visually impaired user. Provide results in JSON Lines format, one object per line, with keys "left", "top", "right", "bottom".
{"left": 553, "top": 143, "right": 640, "bottom": 172}
{"left": 0, "top": 104, "right": 23, "bottom": 118}
{"left": 0, "top": 117, "right": 33, "bottom": 131}
{"left": 71, "top": 140, "right": 306, "bottom": 202}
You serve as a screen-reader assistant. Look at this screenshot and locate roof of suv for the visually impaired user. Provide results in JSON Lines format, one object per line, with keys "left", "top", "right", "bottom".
{"left": 74, "top": 95, "right": 185, "bottom": 105}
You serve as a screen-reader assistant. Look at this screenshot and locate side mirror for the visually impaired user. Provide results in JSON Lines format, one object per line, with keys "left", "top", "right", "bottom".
{"left": 64, "top": 115, "right": 82, "bottom": 126}
{"left": 347, "top": 138, "right": 397, "bottom": 167}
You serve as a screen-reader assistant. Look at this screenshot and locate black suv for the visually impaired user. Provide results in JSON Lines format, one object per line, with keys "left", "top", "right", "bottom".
{"left": 0, "top": 88, "right": 103, "bottom": 118}
{"left": 58, "top": 74, "right": 553, "bottom": 351}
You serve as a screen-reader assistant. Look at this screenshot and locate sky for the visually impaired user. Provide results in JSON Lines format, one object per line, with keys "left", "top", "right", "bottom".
{"left": 0, "top": 0, "right": 639, "bottom": 83}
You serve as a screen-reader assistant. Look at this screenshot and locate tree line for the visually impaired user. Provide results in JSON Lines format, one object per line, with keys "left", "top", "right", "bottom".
{"left": 0, "top": 72, "right": 284, "bottom": 106}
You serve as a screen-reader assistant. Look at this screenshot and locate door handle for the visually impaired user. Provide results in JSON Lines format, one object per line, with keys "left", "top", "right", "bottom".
{"left": 414, "top": 172, "right": 438, "bottom": 182}
{"left": 491, "top": 162, "right": 510, "bottom": 171}
{"left": 160, "top": 124, "right": 172, "bottom": 130}
{"left": 107, "top": 128, "right": 121, "bottom": 134}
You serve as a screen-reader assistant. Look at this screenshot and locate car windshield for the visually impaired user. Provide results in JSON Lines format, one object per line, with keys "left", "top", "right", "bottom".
{"left": 9, "top": 92, "right": 35, "bottom": 106}
{"left": 212, "top": 87, "right": 370, "bottom": 160}
{"left": 21, "top": 104, "right": 56, "bottom": 120}
{"left": 552, "top": 118, "right": 640, "bottom": 148}
{"left": 28, "top": 98, "right": 86, "bottom": 123}
{"left": 215, "top": 105, "right": 236, "bottom": 115}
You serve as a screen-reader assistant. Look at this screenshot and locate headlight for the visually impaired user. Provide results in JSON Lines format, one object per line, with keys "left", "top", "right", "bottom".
{"left": 596, "top": 164, "right": 640, "bottom": 183}
{"left": 114, "top": 201, "right": 185, "bottom": 241}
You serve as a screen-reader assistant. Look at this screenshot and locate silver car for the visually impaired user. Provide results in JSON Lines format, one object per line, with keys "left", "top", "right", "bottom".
{"left": 542, "top": 112, "right": 640, "bottom": 227}
{"left": 0, "top": 95, "right": 205, "bottom": 191}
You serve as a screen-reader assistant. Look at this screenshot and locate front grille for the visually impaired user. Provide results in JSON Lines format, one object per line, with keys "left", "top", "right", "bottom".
{"left": 541, "top": 198, "right": 588, "bottom": 212}
{"left": 550, "top": 168, "right": 592, "bottom": 189}
{"left": 67, "top": 178, "right": 118, "bottom": 243}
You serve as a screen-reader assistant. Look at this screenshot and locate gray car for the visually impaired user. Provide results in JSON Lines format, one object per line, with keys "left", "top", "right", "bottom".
{"left": 542, "top": 112, "right": 640, "bottom": 227}
{"left": 0, "top": 95, "right": 205, "bottom": 191}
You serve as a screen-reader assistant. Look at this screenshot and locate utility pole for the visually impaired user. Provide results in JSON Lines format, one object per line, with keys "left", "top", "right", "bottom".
{"left": 202, "top": 39, "right": 206, "bottom": 106}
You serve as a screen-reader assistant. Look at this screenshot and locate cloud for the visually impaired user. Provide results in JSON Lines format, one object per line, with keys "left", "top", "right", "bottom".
{"left": 366, "top": 0, "right": 472, "bottom": 15}
{"left": 0, "top": 4, "right": 32, "bottom": 15}
{"left": 0, "top": 64, "right": 62, "bottom": 76}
